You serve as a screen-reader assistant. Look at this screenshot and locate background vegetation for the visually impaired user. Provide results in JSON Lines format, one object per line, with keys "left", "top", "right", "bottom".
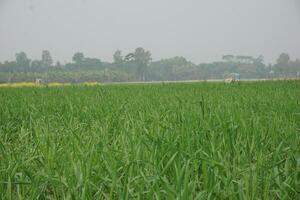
{"left": 1, "top": 49, "right": 299, "bottom": 83}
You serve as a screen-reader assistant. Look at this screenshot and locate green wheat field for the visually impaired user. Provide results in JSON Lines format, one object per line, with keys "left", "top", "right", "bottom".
{"left": 0, "top": 81, "right": 300, "bottom": 199}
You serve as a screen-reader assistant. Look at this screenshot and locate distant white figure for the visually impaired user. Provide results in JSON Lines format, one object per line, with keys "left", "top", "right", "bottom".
{"left": 225, "top": 78, "right": 234, "bottom": 84}
{"left": 224, "top": 73, "right": 240, "bottom": 84}
{"left": 35, "top": 78, "right": 48, "bottom": 86}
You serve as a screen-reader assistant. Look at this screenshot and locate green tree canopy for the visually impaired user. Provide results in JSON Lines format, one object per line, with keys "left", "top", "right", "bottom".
{"left": 15, "top": 52, "right": 30, "bottom": 72}
{"left": 41, "top": 50, "right": 53, "bottom": 68}
{"left": 72, "top": 52, "right": 85, "bottom": 64}
{"left": 133, "top": 47, "right": 151, "bottom": 81}
{"left": 113, "top": 50, "right": 123, "bottom": 65}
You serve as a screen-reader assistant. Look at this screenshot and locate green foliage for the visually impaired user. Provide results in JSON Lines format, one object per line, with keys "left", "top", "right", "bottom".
{"left": 123, "top": 47, "right": 152, "bottom": 81}
{"left": 41, "top": 50, "right": 53, "bottom": 68}
{"left": 0, "top": 50, "right": 300, "bottom": 83}
{"left": 15, "top": 52, "right": 30, "bottom": 72}
{"left": 0, "top": 81, "right": 300, "bottom": 199}
{"left": 273, "top": 53, "right": 300, "bottom": 77}
{"left": 72, "top": 52, "right": 85, "bottom": 64}
{"left": 113, "top": 50, "right": 123, "bottom": 66}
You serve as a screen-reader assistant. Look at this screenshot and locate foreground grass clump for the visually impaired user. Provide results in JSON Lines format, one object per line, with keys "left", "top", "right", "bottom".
{"left": 0, "top": 81, "right": 300, "bottom": 199}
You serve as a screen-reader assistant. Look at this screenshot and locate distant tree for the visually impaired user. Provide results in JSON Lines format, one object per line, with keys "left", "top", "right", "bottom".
{"left": 31, "top": 60, "right": 42, "bottom": 71}
{"left": 72, "top": 52, "right": 84, "bottom": 64}
{"left": 84, "top": 58, "right": 102, "bottom": 69}
{"left": 222, "top": 55, "right": 234, "bottom": 62}
{"left": 274, "top": 53, "right": 290, "bottom": 76}
{"left": 15, "top": 52, "right": 30, "bottom": 72}
{"left": 236, "top": 56, "right": 254, "bottom": 64}
{"left": 0, "top": 61, "right": 16, "bottom": 73}
{"left": 148, "top": 56, "right": 194, "bottom": 81}
{"left": 295, "top": 59, "right": 300, "bottom": 76}
{"left": 286, "top": 58, "right": 300, "bottom": 76}
{"left": 113, "top": 50, "right": 123, "bottom": 65}
{"left": 41, "top": 50, "right": 53, "bottom": 67}
{"left": 124, "top": 53, "right": 135, "bottom": 62}
{"left": 133, "top": 47, "right": 152, "bottom": 81}
{"left": 252, "top": 55, "right": 263, "bottom": 64}
{"left": 253, "top": 55, "right": 266, "bottom": 78}
{"left": 55, "top": 61, "right": 62, "bottom": 68}
{"left": 277, "top": 53, "right": 290, "bottom": 65}
{"left": 68, "top": 53, "right": 103, "bottom": 71}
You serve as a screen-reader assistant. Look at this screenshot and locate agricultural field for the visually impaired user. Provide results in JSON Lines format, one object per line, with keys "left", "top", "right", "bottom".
{"left": 0, "top": 81, "right": 300, "bottom": 199}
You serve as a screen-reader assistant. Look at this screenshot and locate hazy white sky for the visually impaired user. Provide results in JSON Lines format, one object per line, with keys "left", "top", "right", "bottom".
{"left": 0, "top": 0, "right": 299, "bottom": 64}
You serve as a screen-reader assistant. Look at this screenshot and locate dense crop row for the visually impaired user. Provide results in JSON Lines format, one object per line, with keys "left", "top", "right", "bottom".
{"left": 0, "top": 81, "right": 299, "bottom": 199}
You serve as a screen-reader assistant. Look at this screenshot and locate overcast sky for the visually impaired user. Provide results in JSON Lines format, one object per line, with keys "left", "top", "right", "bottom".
{"left": 0, "top": 0, "right": 299, "bottom": 64}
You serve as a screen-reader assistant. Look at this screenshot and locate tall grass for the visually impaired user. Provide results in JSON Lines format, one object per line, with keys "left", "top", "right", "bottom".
{"left": 0, "top": 81, "right": 299, "bottom": 199}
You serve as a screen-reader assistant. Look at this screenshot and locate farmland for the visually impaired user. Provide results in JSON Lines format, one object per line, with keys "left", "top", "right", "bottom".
{"left": 0, "top": 81, "right": 300, "bottom": 199}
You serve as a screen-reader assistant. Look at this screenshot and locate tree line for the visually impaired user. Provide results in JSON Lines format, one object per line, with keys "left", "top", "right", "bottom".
{"left": 0, "top": 48, "right": 299, "bottom": 83}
